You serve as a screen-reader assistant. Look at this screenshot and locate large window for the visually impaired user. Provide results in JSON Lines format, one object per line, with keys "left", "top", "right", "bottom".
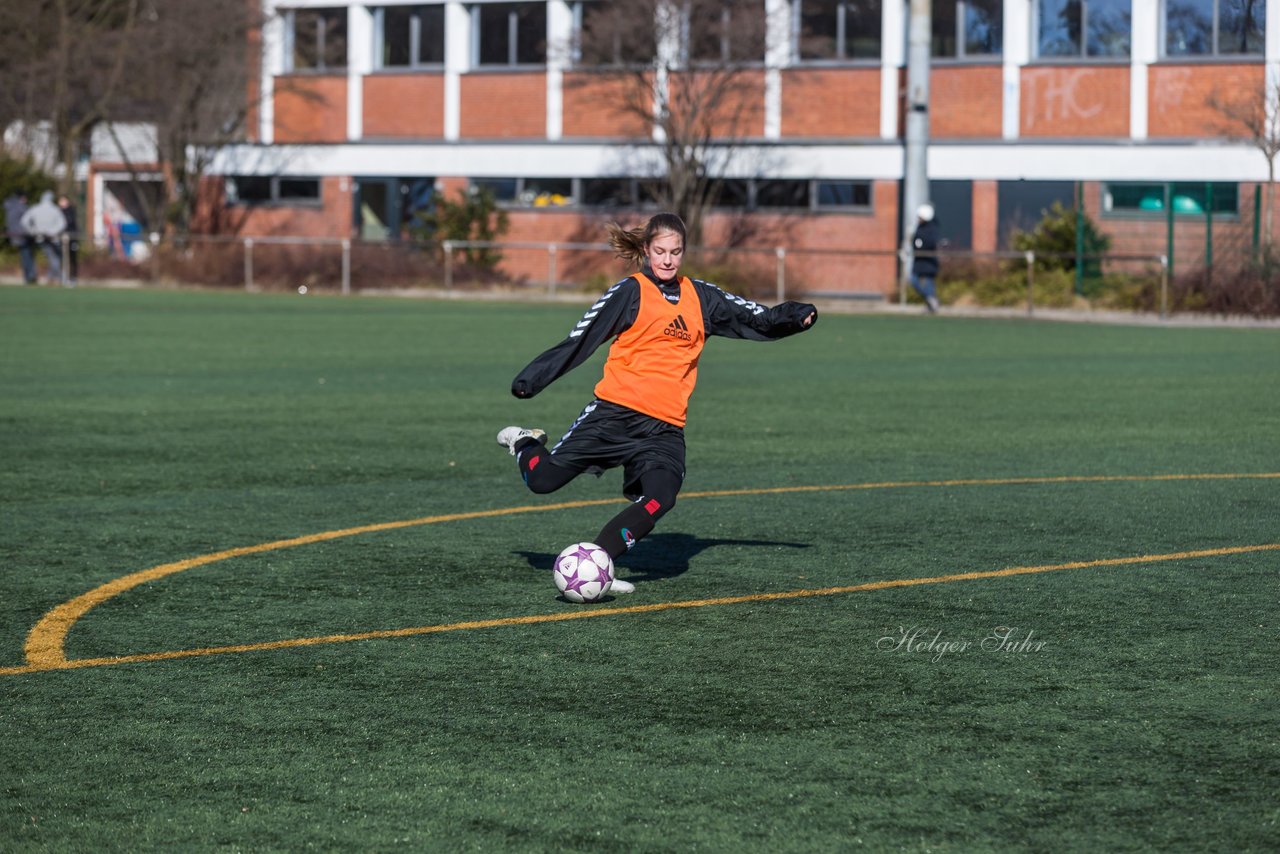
{"left": 581, "top": 178, "right": 639, "bottom": 207}
{"left": 226, "top": 176, "right": 322, "bottom": 206}
{"left": 474, "top": 2, "right": 547, "bottom": 66}
{"left": 465, "top": 176, "right": 872, "bottom": 211}
{"left": 1165, "top": 0, "right": 1264, "bottom": 56}
{"left": 687, "top": 0, "right": 768, "bottom": 64}
{"left": 376, "top": 5, "right": 445, "bottom": 68}
{"left": 356, "top": 176, "right": 437, "bottom": 240}
{"left": 815, "top": 180, "right": 872, "bottom": 209}
{"left": 754, "top": 179, "right": 810, "bottom": 208}
{"left": 1037, "top": 0, "right": 1131, "bottom": 58}
{"left": 572, "top": 1, "right": 657, "bottom": 67}
{"left": 575, "top": 0, "right": 765, "bottom": 67}
{"left": 286, "top": 8, "right": 347, "bottom": 72}
{"left": 794, "top": 0, "right": 882, "bottom": 62}
{"left": 711, "top": 178, "right": 873, "bottom": 211}
{"left": 1103, "top": 182, "right": 1238, "bottom": 216}
{"left": 933, "top": 0, "right": 1002, "bottom": 59}
{"left": 472, "top": 177, "right": 575, "bottom": 206}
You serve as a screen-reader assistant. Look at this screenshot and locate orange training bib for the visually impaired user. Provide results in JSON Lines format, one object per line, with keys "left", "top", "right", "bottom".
{"left": 594, "top": 273, "right": 705, "bottom": 427}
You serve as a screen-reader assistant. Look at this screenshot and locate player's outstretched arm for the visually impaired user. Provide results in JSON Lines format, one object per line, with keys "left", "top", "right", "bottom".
{"left": 511, "top": 279, "right": 640, "bottom": 398}
{"left": 695, "top": 279, "right": 817, "bottom": 341}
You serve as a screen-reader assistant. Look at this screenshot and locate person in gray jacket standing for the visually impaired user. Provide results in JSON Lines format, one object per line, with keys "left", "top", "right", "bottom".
{"left": 4, "top": 192, "right": 37, "bottom": 284}
{"left": 20, "top": 190, "right": 66, "bottom": 284}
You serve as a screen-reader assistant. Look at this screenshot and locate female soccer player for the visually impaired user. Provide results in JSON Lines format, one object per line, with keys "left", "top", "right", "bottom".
{"left": 497, "top": 212, "right": 817, "bottom": 593}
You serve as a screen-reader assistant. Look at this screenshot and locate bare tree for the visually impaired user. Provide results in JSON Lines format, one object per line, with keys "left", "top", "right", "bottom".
{"left": 1, "top": 0, "right": 271, "bottom": 236}
{"left": 0, "top": 0, "right": 141, "bottom": 192}
{"left": 570, "top": 0, "right": 772, "bottom": 249}
{"left": 117, "top": 0, "right": 263, "bottom": 235}
{"left": 1206, "top": 78, "right": 1280, "bottom": 248}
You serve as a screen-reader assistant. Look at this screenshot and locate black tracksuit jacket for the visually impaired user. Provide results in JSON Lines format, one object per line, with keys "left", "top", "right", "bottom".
{"left": 511, "top": 267, "right": 817, "bottom": 401}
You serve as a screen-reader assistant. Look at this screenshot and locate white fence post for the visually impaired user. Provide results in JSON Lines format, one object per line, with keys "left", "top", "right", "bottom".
{"left": 1025, "top": 251, "right": 1035, "bottom": 316}
{"left": 244, "top": 238, "right": 254, "bottom": 291}
{"left": 548, "top": 244, "right": 558, "bottom": 296}
{"left": 898, "top": 249, "right": 908, "bottom": 305}
{"left": 443, "top": 240, "right": 454, "bottom": 291}
{"left": 341, "top": 239, "right": 351, "bottom": 295}
{"left": 775, "top": 247, "right": 785, "bottom": 303}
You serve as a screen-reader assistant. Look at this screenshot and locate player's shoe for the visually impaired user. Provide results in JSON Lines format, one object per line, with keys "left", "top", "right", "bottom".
{"left": 610, "top": 578, "right": 635, "bottom": 594}
{"left": 496, "top": 426, "right": 546, "bottom": 455}
{"left": 926, "top": 296, "right": 940, "bottom": 313}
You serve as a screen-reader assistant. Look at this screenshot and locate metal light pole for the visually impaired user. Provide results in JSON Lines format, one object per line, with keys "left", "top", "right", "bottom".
{"left": 900, "top": 0, "right": 932, "bottom": 293}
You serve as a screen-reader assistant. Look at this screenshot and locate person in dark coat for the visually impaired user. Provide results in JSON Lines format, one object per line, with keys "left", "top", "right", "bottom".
{"left": 910, "top": 203, "right": 941, "bottom": 313}
{"left": 58, "top": 195, "right": 79, "bottom": 283}
{"left": 4, "top": 192, "right": 37, "bottom": 284}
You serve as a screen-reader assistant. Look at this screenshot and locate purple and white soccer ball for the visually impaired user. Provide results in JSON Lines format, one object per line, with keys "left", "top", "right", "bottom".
{"left": 552, "top": 542, "right": 615, "bottom": 603}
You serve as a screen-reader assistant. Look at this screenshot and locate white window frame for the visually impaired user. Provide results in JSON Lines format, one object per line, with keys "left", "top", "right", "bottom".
{"left": 373, "top": 4, "right": 447, "bottom": 70}
{"left": 1161, "top": 0, "right": 1266, "bottom": 58}
{"left": 791, "top": 0, "right": 883, "bottom": 64}
{"left": 470, "top": 1, "right": 548, "bottom": 68}
{"left": 282, "top": 7, "right": 349, "bottom": 73}
{"left": 1032, "top": 0, "right": 1133, "bottom": 60}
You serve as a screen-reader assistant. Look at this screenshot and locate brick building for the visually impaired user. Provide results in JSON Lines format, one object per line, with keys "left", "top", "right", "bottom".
{"left": 201, "top": 0, "right": 1276, "bottom": 295}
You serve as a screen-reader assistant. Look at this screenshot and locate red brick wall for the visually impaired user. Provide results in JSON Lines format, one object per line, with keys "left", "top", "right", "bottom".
{"left": 460, "top": 73, "right": 547, "bottom": 138}
{"left": 747, "top": 179, "right": 899, "bottom": 294}
{"left": 972, "top": 180, "right": 998, "bottom": 253}
{"left": 435, "top": 177, "right": 470, "bottom": 199}
{"left": 457, "top": 180, "right": 901, "bottom": 296}
{"left": 562, "top": 71, "right": 654, "bottom": 139}
{"left": 1086, "top": 180, "right": 1264, "bottom": 273}
{"left": 246, "top": 15, "right": 262, "bottom": 143}
{"left": 363, "top": 74, "right": 446, "bottom": 138}
{"left": 1020, "top": 65, "right": 1130, "bottom": 138}
{"left": 1148, "top": 63, "right": 1263, "bottom": 139}
{"left": 667, "top": 69, "right": 767, "bottom": 138}
{"left": 196, "top": 176, "right": 352, "bottom": 238}
{"left": 931, "top": 65, "right": 1003, "bottom": 139}
{"left": 467, "top": 209, "right": 615, "bottom": 289}
{"left": 273, "top": 75, "right": 348, "bottom": 143}
{"left": 780, "top": 68, "right": 880, "bottom": 138}
{"left": 699, "top": 179, "right": 899, "bottom": 295}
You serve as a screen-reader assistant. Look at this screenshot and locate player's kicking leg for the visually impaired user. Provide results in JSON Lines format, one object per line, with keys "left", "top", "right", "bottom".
{"left": 590, "top": 469, "right": 682, "bottom": 595}
{"left": 496, "top": 426, "right": 546, "bottom": 455}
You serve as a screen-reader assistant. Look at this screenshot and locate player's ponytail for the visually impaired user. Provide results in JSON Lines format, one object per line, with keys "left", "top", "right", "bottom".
{"left": 606, "top": 221, "right": 647, "bottom": 266}
{"left": 607, "top": 212, "right": 687, "bottom": 267}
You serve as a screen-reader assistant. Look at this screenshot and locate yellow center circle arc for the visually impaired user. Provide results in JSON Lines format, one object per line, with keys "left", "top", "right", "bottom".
{"left": 4, "top": 472, "right": 1278, "bottom": 677}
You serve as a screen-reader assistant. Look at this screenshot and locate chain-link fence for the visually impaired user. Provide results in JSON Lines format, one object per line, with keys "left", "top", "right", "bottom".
{"left": 914, "top": 249, "right": 1172, "bottom": 317}
{"left": 9, "top": 231, "right": 1278, "bottom": 317}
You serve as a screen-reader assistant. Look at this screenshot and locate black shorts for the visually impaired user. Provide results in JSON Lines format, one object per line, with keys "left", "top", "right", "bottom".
{"left": 549, "top": 399, "right": 686, "bottom": 497}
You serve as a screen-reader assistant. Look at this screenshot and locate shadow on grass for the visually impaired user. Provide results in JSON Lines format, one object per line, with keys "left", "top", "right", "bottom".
{"left": 515, "top": 532, "right": 810, "bottom": 582}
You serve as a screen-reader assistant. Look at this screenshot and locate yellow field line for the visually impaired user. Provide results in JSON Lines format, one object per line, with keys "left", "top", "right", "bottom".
{"left": 683, "top": 472, "right": 1280, "bottom": 497}
{"left": 20, "top": 499, "right": 620, "bottom": 671}
{"left": 2, "top": 541, "right": 1276, "bottom": 676}
{"left": 7, "top": 471, "right": 1279, "bottom": 675}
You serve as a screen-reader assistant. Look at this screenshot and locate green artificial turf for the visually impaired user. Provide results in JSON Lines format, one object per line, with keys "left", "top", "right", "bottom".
{"left": 1, "top": 285, "right": 1278, "bottom": 851}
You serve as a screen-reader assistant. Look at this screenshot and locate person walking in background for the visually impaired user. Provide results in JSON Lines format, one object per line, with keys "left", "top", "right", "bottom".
{"left": 58, "top": 194, "right": 79, "bottom": 283}
{"left": 911, "top": 203, "right": 941, "bottom": 313}
{"left": 496, "top": 211, "right": 818, "bottom": 594}
{"left": 20, "top": 190, "right": 66, "bottom": 284}
{"left": 4, "top": 192, "right": 37, "bottom": 285}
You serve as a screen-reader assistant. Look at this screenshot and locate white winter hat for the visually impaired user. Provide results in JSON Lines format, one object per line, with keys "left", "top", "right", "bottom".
{"left": 917, "top": 203, "right": 935, "bottom": 222}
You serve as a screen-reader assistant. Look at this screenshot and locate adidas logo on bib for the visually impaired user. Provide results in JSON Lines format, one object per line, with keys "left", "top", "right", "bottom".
{"left": 664, "top": 315, "right": 692, "bottom": 341}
